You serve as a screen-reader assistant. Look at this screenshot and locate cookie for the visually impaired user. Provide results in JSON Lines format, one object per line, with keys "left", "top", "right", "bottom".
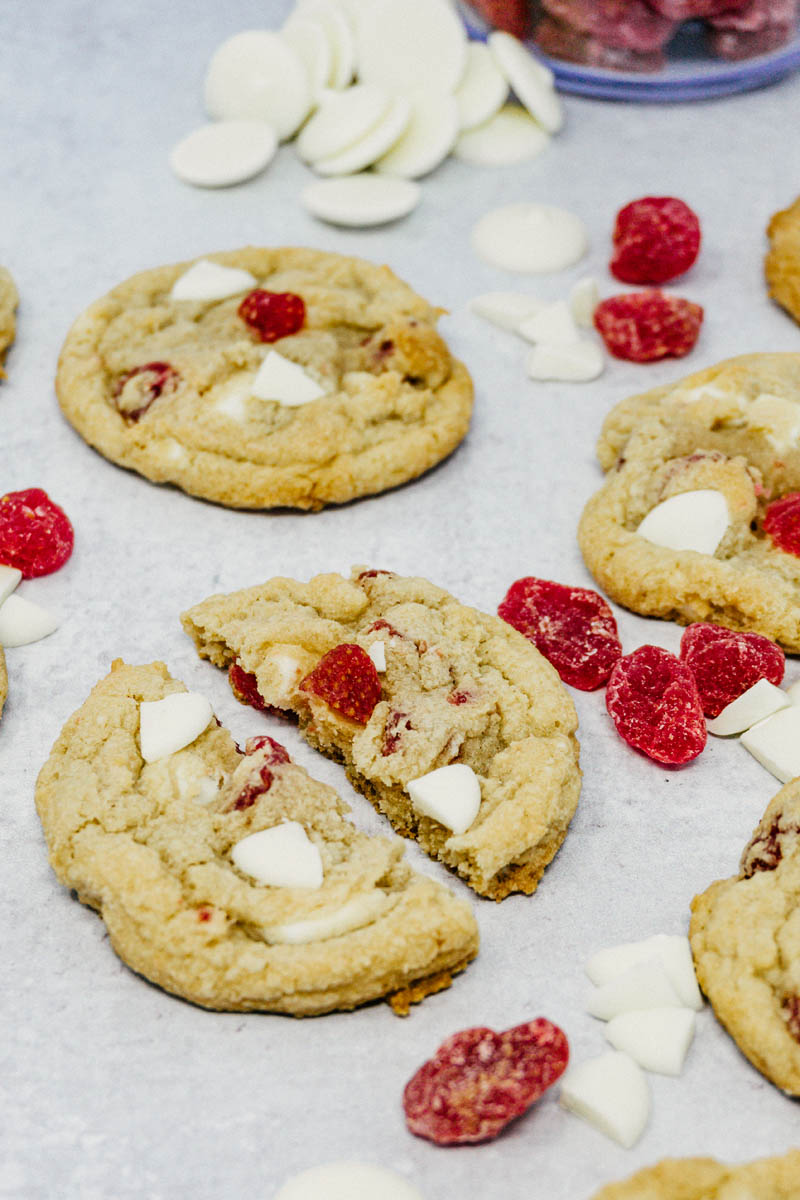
{"left": 55, "top": 247, "right": 473, "bottom": 510}
{"left": 579, "top": 354, "right": 800, "bottom": 650}
{"left": 690, "top": 777, "right": 800, "bottom": 1094}
{"left": 591, "top": 1149, "right": 800, "bottom": 1199}
{"left": 34, "top": 660, "right": 479, "bottom": 1016}
{"left": 0, "top": 267, "right": 18, "bottom": 377}
{"left": 766, "top": 195, "right": 800, "bottom": 326}
{"left": 182, "top": 568, "right": 581, "bottom": 900}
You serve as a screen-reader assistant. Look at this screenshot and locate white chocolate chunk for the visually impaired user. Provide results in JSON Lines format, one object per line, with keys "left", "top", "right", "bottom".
{"left": 0, "top": 565, "right": 22, "bottom": 607}
{"left": 251, "top": 351, "right": 326, "bottom": 407}
{"left": 636, "top": 490, "right": 729, "bottom": 556}
{"left": 569, "top": 276, "right": 600, "bottom": 328}
{"left": 488, "top": 30, "right": 564, "bottom": 134}
{"left": 469, "top": 291, "right": 545, "bottom": 330}
{"left": 454, "top": 105, "right": 548, "bottom": 167}
{"left": 526, "top": 341, "right": 604, "bottom": 383}
{"left": 375, "top": 89, "right": 459, "bottom": 180}
{"left": 275, "top": 1161, "right": 423, "bottom": 1200}
{"left": 0, "top": 594, "right": 59, "bottom": 647}
{"left": 407, "top": 763, "right": 481, "bottom": 835}
{"left": 518, "top": 299, "right": 580, "bottom": 345}
{"left": 232, "top": 821, "right": 323, "bottom": 889}
{"left": 139, "top": 693, "right": 214, "bottom": 763}
{"left": 173, "top": 761, "right": 222, "bottom": 806}
{"left": 741, "top": 705, "right": 800, "bottom": 783}
{"left": 560, "top": 1051, "right": 650, "bottom": 1149}
{"left": 471, "top": 203, "right": 588, "bottom": 274}
{"left": 261, "top": 890, "right": 391, "bottom": 944}
{"left": 586, "top": 960, "right": 684, "bottom": 1021}
{"left": 169, "top": 121, "right": 278, "bottom": 189}
{"left": 357, "top": 0, "right": 468, "bottom": 95}
{"left": 743, "top": 391, "right": 800, "bottom": 452}
{"left": 367, "top": 641, "right": 387, "bottom": 672}
{"left": 170, "top": 260, "right": 257, "bottom": 301}
{"left": 313, "top": 95, "right": 411, "bottom": 176}
{"left": 301, "top": 175, "right": 420, "bottom": 227}
{"left": 586, "top": 934, "right": 703, "bottom": 1011}
{"left": 204, "top": 31, "right": 311, "bottom": 140}
{"left": 605, "top": 1008, "right": 696, "bottom": 1076}
{"left": 297, "top": 84, "right": 391, "bottom": 163}
{"left": 787, "top": 679, "right": 800, "bottom": 704}
{"left": 454, "top": 41, "right": 509, "bottom": 131}
{"left": 707, "top": 679, "right": 791, "bottom": 737}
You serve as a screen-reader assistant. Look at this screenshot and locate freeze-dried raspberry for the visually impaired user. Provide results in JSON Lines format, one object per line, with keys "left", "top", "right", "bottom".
{"left": 498, "top": 577, "right": 622, "bottom": 691}
{"left": 403, "top": 1019, "right": 569, "bottom": 1145}
{"left": 611, "top": 197, "right": 701, "bottom": 285}
{"left": 382, "top": 709, "right": 413, "bottom": 755}
{"left": 606, "top": 645, "right": 706, "bottom": 765}
{"left": 230, "top": 735, "right": 291, "bottom": 810}
{"left": 229, "top": 663, "right": 270, "bottom": 712}
{"left": 594, "top": 290, "right": 703, "bottom": 362}
{"left": 764, "top": 492, "right": 800, "bottom": 557}
{"left": 783, "top": 995, "right": 800, "bottom": 1043}
{"left": 679, "top": 622, "right": 784, "bottom": 718}
{"left": 112, "top": 361, "right": 179, "bottom": 420}
{"left": 470, "top": 0, "right": 531, "bottom": 37}
{"left": 300, "top": 644, "right": 381, "bottom": 724}
{"left": 647, "top": 0, "right": 749, "bottom": 20}
{"left": 0, "top": 488, "right": 74, "bottom": 578}
{"left": 237, "top": 289, "right": 305, "bottom": 342}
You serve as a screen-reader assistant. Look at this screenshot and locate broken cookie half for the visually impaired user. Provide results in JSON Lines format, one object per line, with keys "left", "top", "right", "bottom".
{"left": 34, "top": 661, "right": 478, "bottom": 1016}
{"left": 182, "top": 568, "right": 581, "bottom": 901}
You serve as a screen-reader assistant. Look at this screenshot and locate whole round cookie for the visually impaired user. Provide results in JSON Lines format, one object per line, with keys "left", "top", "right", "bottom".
{"left": 56, "top": 247, "right": 473, "bottom": 510}
{"left": 35, "top": 660, "right": 478, "bottom": 1015}
{"left": 182, "top": 568, "right": 581, "bottom": 901}
{"left": 690, "top": 777, "right": 800, "bottom": 1095}
{"left": 0, "top": 266, "right": 18, "bottom": 377}
{"left": 766, "top": 194, "right": 800, "bottom": 325}
{"left": 579, "top": 354, "right": 800, "bottom": 649}
{"left": 591, "top": 1150, "right": 800, "bottom": 1199}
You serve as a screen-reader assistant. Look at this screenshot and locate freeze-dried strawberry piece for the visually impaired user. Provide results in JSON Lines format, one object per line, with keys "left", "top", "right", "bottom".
{"left": 229, "top": 663, "right": 270, "bottom": 712}
{"left": 498, "top": 576, "right": 622, "bottom": 691}
{"left": 470, "top": 0, "right": 531, "bottom": 37}
{"left": 594, "top": 290, "right": 703, "bottom": 362}
{"left": 403, "top": 1019, "right": 569, "bottom": 1145}
{"left": 300, "top": 644, "right": 381, "bottom": 724}
{"left": 382, "top": 709, "right": 413, "bottom": 755}
{"left": 647, "top": 0, "right": 749, "bottom": 17}
{"left": 238, "top": 289, "right": 305, "bottom": 342}
{"left": 679, "top": 622, "right": 784, "bottom": 718}
{"left": 611, "top": 197, "right": 701, "bottom": 285}
{"left": 0, "top": 488, "right": 74, "bottom": 578}
{"left": 230, "top": 735, "right": 291, "bottom": 810}
{"left": 112, "top": 361, "right": 179, "bottom": 420}
{"left": 606, "top": 645, "right": 706, "bottom": 765}
{"left": 764, "top": 492, "right": 800, "bottom": 557}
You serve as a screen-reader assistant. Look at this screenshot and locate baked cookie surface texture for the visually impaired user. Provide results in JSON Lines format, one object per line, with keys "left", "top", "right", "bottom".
{"left": 579, "top": 354, "right": 800, "bottom": 650}
{"left": 690, "top": 777, "right": 800, "bottom": 1095}
{"left": 590, "top": 1149, "right": 800, "bottom": 1199}
{"left": 34, "top": 661, "right": 478, "bottom": 1016}
{"left": 766, "top": 194, "right": 800, "bottom": 326}
{"left": 55, "top": 247, "right": 473, "bottom": 510}
{"left": 0, "top": 266, "right": 18, "bottom": 376}
{"left": 182, "top": 569, "right": 582, "bottom": 901}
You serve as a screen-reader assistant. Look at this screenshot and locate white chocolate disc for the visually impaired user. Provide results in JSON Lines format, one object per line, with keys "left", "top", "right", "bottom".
{"left": 301, "top": 174, "right": 420, "bottom": 227}
{"left": 139, "top": 692, "right": 213, "bottom": 763}
{"left": 454, "top": 105, "right": 549, "bottom": 168}
{"left": 170, "top": 260, "right": 257, "bottom": 301}
{"left": 0, "top": 593, "right": 59, "bottom": 647}
{"left": 706, "top": 678, "right": 791, "bottom": 737}
{"left": 357, "top": 0, "right": 468, "bottom": 95}
{"left": 281, "top": 15, "right": 334, "bottom": 98}
{"left": 407, "top": 763, "right": 481, "bottom": 834}
{"left": 488, "top": 30, "right": 564, "bottom": 134}
{"left": 605, "top": 1008, "right": 696, "bottom": 1077}
{"left": 204, "top": 31, "right": 311, "bottom": 141}
{"left": 251, "top": 351, "right": 326, "bottom": 407}
{"left": 295, "top": 0, "right": 356, "bottom": 89}
{"left": 526, "top": 341, "right": 604, "bottom": 383}
{"left": 471, "top": 203, "right": 588, "bottom": 273}
{"left": 741, "top": 705, "right": 800, "bottom": 783}
{"left": 313, "top": 95, "right": 411, "bottom": 176}
{"left": 232, "top": 821, "right": 323, "bottom": 889}
{"left": 297, "top": 84, "right": 391, "bottom": 163}
{"left": 454, "top": 41, "right": 508, "bottom": 130}
{"left": 636, "top": 489, "right": 730, "bottom": 556}
{"left": 170, "top": 121, "right": 278, "bottom": 189}
{"left": 275, "top": 1162, "right": 423, "bottom": 1200}
{"left": 374, "top": 89, "right": 459, "bottom": 179}
{"left": 560, "top": 1051, "right": 650, "bottom": 1149}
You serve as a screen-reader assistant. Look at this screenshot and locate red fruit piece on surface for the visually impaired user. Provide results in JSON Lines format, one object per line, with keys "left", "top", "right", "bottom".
{"left": 0, "top": 487, "right": 74, "bottom": 578}
{"left": 113, "top": 361, "right": 179, "bottom": 420}
{"left": 594, "top": 290, "right": 703, "bottom": 362}
{"left": 611, "top": 196, "right": 701, "bottom": 285}
{"left": 679, "top": 622, "right": 785, "bottom": 718}
{"left": 764, "top": 492, "right": 800, "bottom": 557}
{"left": 237, "top": 289, "right": 306, "bottom": 342}
{"left": 606, "top": 645, "right": 707, "bottom": 765}
{"left": 230, "top": 735, "right": 291, "bottom": 810}
{"left": 403, "top": 1019, "right": 569, "bottom": 1146}
{"left": 299, "top": 644, "right": 381, "bottom": 724}
{"left": 498, "top": 576, "right": 622, "bottom": 690}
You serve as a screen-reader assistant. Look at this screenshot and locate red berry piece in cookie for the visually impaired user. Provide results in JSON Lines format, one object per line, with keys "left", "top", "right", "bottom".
{"left": 229, "top": 735, "right": 291, "bottom": 810}
{"left": 237, "top": 289, "right": 306, "bottom": 342}
{"left": 299, "top": 643, "right": 381, "bottom": 724}
{"left": 679, "top": 623, "right": 785, "bottom": 718}
{"left": 0, "top": 487, "right": 74, "bottom": 578}
{"left": 611, "top": 197, "right": 701, "bottom": 285}
{"left": 763, "top": 492, "right": 800, "bottom": 557}
{"left": 594, "top": 291, "right": 703, "bottom": 362}
{"left": 229, "top": 662, "right": 270, "bottom": 712}
{"left": 606, "top": 645, "right": 706, "bottom": 765}
{"left": 498, "top": 576, "right": 622, "bottom": 691}
{"left": 403, "top": 1019, "right": 569, "bottom": 1145}
{"left": 113, "top": 361, "right": 179, "bottom": 420}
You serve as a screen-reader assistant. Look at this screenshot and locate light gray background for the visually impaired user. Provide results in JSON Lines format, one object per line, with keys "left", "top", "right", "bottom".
{"left": 2, "top": 3, "right": 799, "bottom": 1196}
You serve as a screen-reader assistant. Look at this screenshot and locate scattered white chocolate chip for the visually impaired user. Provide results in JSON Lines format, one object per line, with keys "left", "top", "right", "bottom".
{"left": 526, "top": 341, "right": 604, "bottom": 383}
{"left": 453, "top": 105, "right": 548, "bottom": 168}
{"left": 488, "top": 30, "right": 564, "bottom": 134}
{"left": 560, "top": 1050, "right": 650, "bottom": 1149}
{"left": 586, "top": 934, "right": 703, "bottom": 1011}
{"left": 636, "top": 490, "right": 729, "bottom": 556}
{"left": 232, "top": 821, "right": 323, "bottom": 889}
{"left": 296, "top": 84, "right": 391, "bottom": 163}
{"left": 261, "top": 890, "right": 390, "bottom": 944}
{"left": 471, "top": 203, "right": 588, "bottom": 274}
{"left": 569, "top": 276, "right": 600, "bottom": 328}
{"left": 169, "top": 259, "right": 257, "bottom": 301}
{"left": 454, "top": 40, "right": 509, "bottom": 131}
{"left": 375, "top": 89, "right": 460, "bottom": 180}
{"left": 204, "top": 31, "right": 311, "bottom": 140}
{"left": 301, "top": 175, "right": 420, "bottom": 227}
{"left": 274, "top": 1161, "right": 424, "bottom": 1200}
{"left": 251, "top": 351, "right": 326, "bottom": 406}
{"left": 741, "top": 705, "right": 800, "bottom": 783}
{"left": 356, "top": 0, "right": 468, "bottom": 95}
{"left": 469, "top": 291, "right": 546, "bottom": 331}
{"left": 586, "top": 960, "right": 685, "bottom": 1021}
{"left": 367, "top": 641, "right": 387, "bottom": 672}
{"left": 0, "top": 594, "right": 59, "bottom": 647}
{"left": 407, "top": 763, "right": 481, "bottom": 835}
{"left": 605, "top": 1008, "right": 696, "bottom": 1077}
{"left": 169, "top": 121, "right": 278, "bottom": 189}
{"left": 139, "top": 693, "right": 214, "bottom": 763}
{"left": 518, "top": 299, "right": 580, "bottom": 345}
{"left": 0, "top": 564, "right": 22, "bottom": 607}
{"left": 706, "top": 678, "right": 791, "bottom": 737}
{"left": 313, "top": 94, "right": 411, "bottom": 176}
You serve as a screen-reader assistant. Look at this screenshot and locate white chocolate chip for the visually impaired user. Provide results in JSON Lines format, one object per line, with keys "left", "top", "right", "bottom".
{"left": 636, "top": 490, "right": 729, "bottom": 556}
{"left": 296, "top": 84, "right": 391, "bottom": 164}
{"left": 488, "top": 30, "right": 563, "bottom": 134}
{"left": 453, "top": 40, "right": 508, "bottom": 131}
{"left": 605, "top": 1008, "right": 696, "bottom": 1076}
{"left": 274, "top": 1161, "right": 424, "bottom": 1200}
{"left": 374, "top": 88, "right": 460, "bottom": 180}
{"left": 407, "top": 763, "right": 481, "bottom": 834}
{"left": 453, "top": 105, "right": 548, "bottom": 168}
{"left": 0, "top": 594, "right": 59, "bottom": 647}
{"left": 301, "top": 174, "right": 420, "bottom": 227}
{"left": 0, "top": 564, "right": 22, "bottom": 607}
{"left": 139, "top": 693, "right": 214, "bottom": 763}
{"left": 560, "top": 1050, "right": 650, "bottom": 1148}
{"left": 586, "top": 934, "right": 703, "bottom": 1011}
{"left": 261, "top": 890, "right": 390, "bottom": 943}
{"left": 741, "top": 705, "right": 800, "bottom": 783}
{"left": 367, "top": 641, "right": 387, "bottom": 672}
{"left": 526, "top": 341, "right": 604, "bottom": 383}
{"left": 586, "top": 960, "right": 685, "bottom": 1021}
{"left": 232, "top": 821, "right": 323, "bottom": 889}
{"left": 706, "top": 679, "right": 791, "bottom": 737}
{"left": 204, "top": 31, "right": 311, "bottom": 140}
{"left": 518, "top": 299, "right": 580, "bottom": 345}
{"left": 569, "top": 276, "right": 600, "bottom": 328}
{"left": 356, "top": 0, "right": 468, "bottom": 95}
{"left": 169, "top": 260, "right": 257, "bottom": 301}
{"left": 469, "top": 291, "right": 546, "bottom": 331}
{"left": 251, "top": 351, "right": 326, "bottom": 407}
{"left": 471, "top": 203, "right": 588, "bottom": 274}
{"left": 169, "top": 121, "right": 279, "bottom": 188}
